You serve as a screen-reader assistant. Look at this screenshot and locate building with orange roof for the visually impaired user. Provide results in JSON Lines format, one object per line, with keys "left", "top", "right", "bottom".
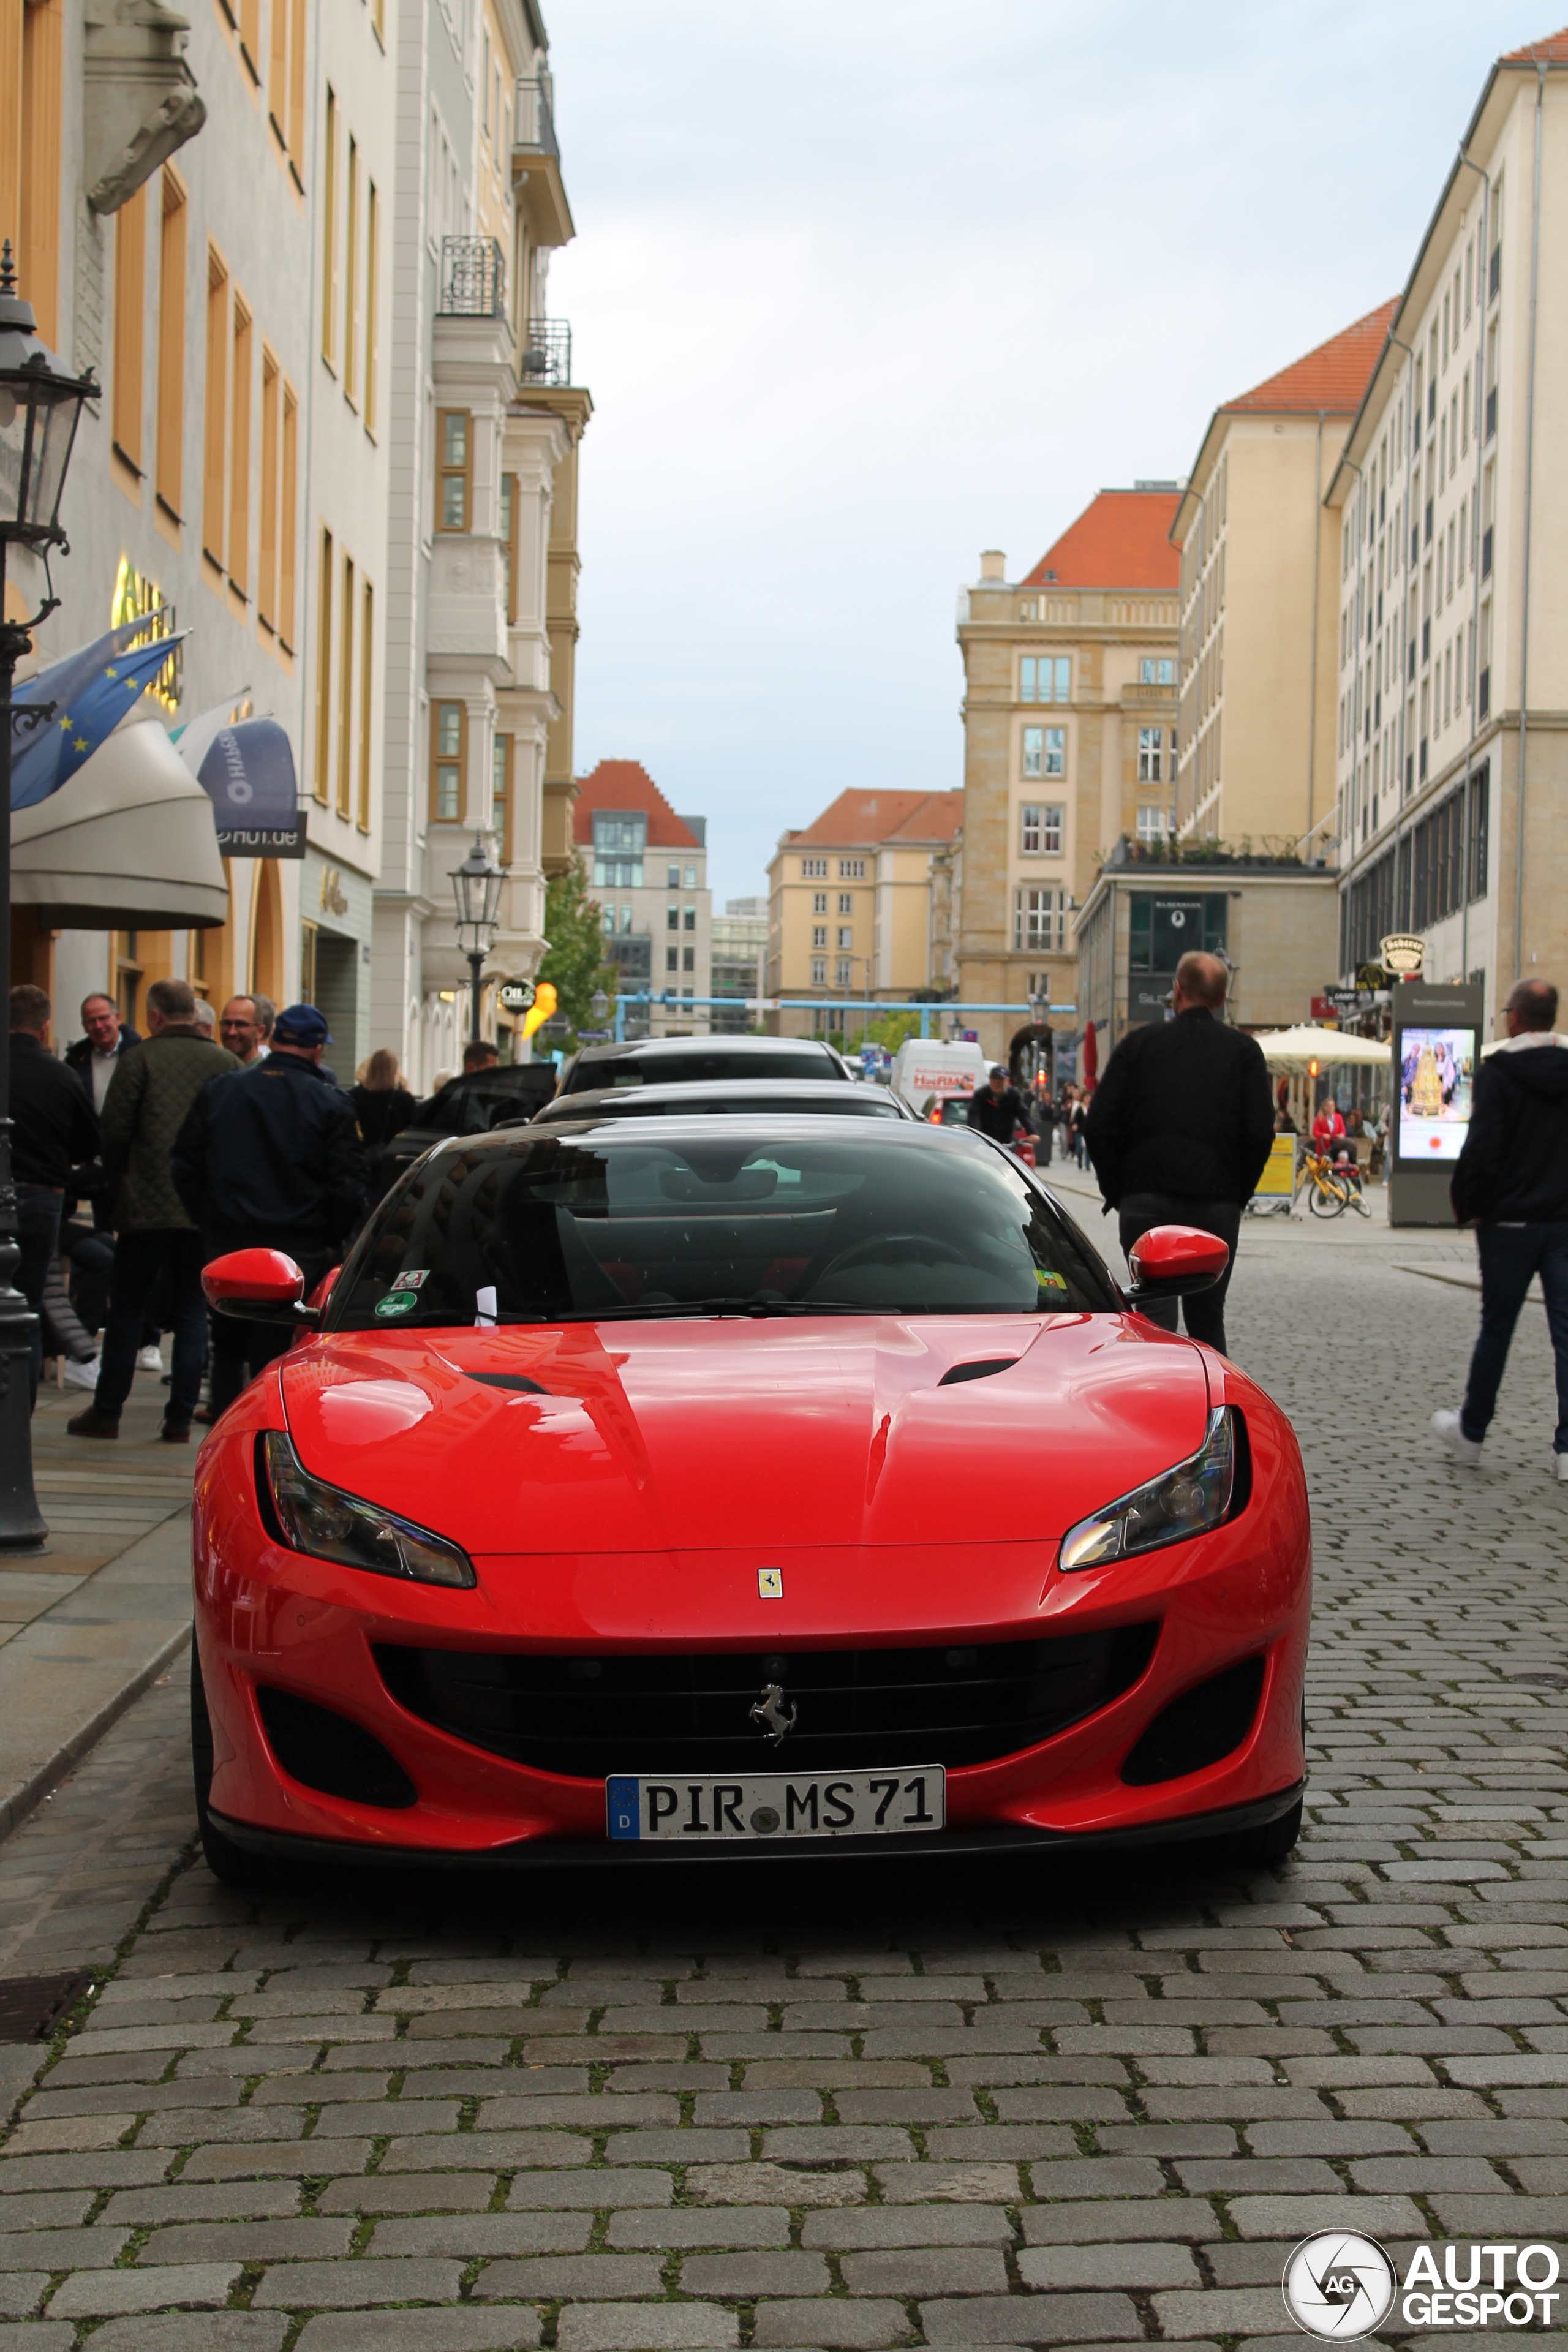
{"left": 953, "top": 491, "right": 1183, "bottom": 1063}
{"left": 766, "top": 788, "right": 963, "bottom": 1019}
{"left": 1170, "top": 304, "right": 1395, "bottom": 863}
{"left": 1327, "top": 27, "right": 1568, "bottom": 1033}
{"left": 572, "top": 760, "right": 710, "bottom": 1036}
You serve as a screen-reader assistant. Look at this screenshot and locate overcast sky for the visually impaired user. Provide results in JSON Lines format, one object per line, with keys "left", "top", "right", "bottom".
{"left": 545, "top": 1, "right": 1544, "bottom": 907}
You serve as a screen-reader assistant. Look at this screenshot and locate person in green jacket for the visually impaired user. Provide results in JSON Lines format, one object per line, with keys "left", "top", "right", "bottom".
{"left": 68, "top": 976, "right": 237, "bottom": 1444}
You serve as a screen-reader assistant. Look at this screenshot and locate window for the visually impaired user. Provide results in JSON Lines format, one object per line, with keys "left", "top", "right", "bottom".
{"left": 258, "top": 350, "right": 279, "bottom": 630}
{"left": 490, "top": 731, "right": 510, "bottom": 859}
{"left": 1140, "top": 657, "right": 1175, "bottom": 685}
{"left": 1022, "top": 726, "right": 1042, "bottom": 779}
{"left": 683, "top": 946, "right": 695, "bottom": 973}
{"left": 837, "top": 892, "right": 853, "bottom": 914}
{"left": 839, "top": 858, "right": 866, "bottom": 878}
{"left": 337, "top": 550, "right": 355, "bottom": 815}
{"left": 437, "top": 410, "right": 470, "bottom": 530}
{"left": 837, "top": 925, "right": 852, "bottom": 949}
{"left": 1019, "top": 804, "right": 1063, "bottom": 856}
{"left": 666, "top": 946, "right": 677, "bottom": 973}
{"left": 358, "top": 579, "right": 374, "bottom": 832}
{"left": 812, "top": 925, "right": 826, "bottom": 950}
{"left": 592, "top": 812, "right": 646, "bottom": 888}
{"left": 279, "top": 382, "right": 298, "bottom": 650}
{"left": 228, "top": 291, "right": 251, "bottom": 597}
{"left": 500, "top": 473, "right": 518, "bottom": 623}
{"left": 111, "top": 184, "right": 146, "bottom": 481}
{"left": 344, "top": 135, "right": 360, "bottom": 406}
{"left": 666, "top": 903, "right": 679, "bottom": 931}
{"left": 801, "top": 857, "right": 827, "bottom": 879}
{"left": 1137, "top": 725, "right": 1163, "bottom": 782}
{"left": 1137, "top": 805, "right": 1169, "bottom": 845}
{"left": 431, "top": 701, "right": 464, "bottom": 823}
{"left": 314, "top": 528, "right": 333, "bottom": 802}
{"left": 835, "top": 958, "right": 853, "bottom": 987}
{"left": 322, "top": 88, "right": 337, "bottom": 365}
{"left": 811, "top": 956, "right": 827, "bottom": 987}
{"left": 1013, "top": 888, "right": 1066, "bottom": 952}
{"left": 684, "top": 907, "right": 696, "bottom": 932}
{"left": 154, "top": 168, "right": 186, "bottom": 519}
{"left": 364, "top": 181, "right": 379, "bottom": 433}
{"left": 684, "top": 866, "right": 697, "bottom": 889}
{"left": 1020, "top": 654, "right": 1071, "bottom": 702}
{"left": 1043, "top": 726, "right": 1065, "bottom": 777}
{"left": 202, "top": 244, "right": 228, "bottom": 567}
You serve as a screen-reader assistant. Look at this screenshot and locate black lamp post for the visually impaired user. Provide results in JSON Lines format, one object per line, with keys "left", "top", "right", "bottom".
{"left": 451, "top": 835, "right": 503, "bottom": 1050}
{"left": 0, "top": 244, "right": 99, "bottom": 1551}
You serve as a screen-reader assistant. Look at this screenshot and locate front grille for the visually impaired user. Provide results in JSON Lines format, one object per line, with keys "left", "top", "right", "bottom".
{"left": 374, "top": 1623, "right": 1159, "bottom": 1779}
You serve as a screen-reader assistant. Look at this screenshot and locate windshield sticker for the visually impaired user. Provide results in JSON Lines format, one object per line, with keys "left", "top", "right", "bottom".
{"left": 391, "top": 1269, "right": 429, "bottom": 1292}
{"left": 375, "top": 1292, "right": 417, "bottom": 1319}
{"left": 475, "top": 1284, "right": 498, "bottom": 1330}
{"left": 1035, "top": 1268, "right": 1068, "bottom": 1293}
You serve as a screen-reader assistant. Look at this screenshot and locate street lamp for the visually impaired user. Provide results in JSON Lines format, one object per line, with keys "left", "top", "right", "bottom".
{"left": 0, "top": 244, "right": 99, "bottom": 1552}
{"left": 589, "top": 988, "right": 609, "bottom": 1027}
{"left": 451, "top": 834, "right": 503, "bottom": 1050}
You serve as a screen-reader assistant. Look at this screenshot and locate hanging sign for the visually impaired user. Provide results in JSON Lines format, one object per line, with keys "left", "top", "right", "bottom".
{"left": 1379, "top": 933, "right": 1426, "bottom": 976}
{"left": 497, "top": 977, "right": 537, "bottom": 1013}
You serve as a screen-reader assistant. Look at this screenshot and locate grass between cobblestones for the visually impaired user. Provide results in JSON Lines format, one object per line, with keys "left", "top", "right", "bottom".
{"left": 0, "top": 1240, "right": 1560, "bottom": 2347}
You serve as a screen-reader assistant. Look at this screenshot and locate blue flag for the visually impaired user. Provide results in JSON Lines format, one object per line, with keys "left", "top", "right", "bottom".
{"left": 10, "top": 621, "right": 187, "bottom": 810}
{"left": 194, "top": 718, "right": 306, "bottom": 858}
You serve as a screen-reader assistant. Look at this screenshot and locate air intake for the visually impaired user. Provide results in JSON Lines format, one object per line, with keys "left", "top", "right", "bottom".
{"left": 256, "top": 1687, "right": 417, "bottom": 1809}
{"left": 1120, "top": 1656, "right": 1265, "bottom": 1787}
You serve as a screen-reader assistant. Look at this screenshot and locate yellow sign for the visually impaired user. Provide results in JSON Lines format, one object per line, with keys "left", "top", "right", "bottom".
{"left": 1254, "top": 1134, "right": 1297, "bottom": 1197}
{"left": 111, "top": 557, "right": 182, "bottom": 712}
{"left": 521, "top": 982, "right": 558, "bottom": 1041}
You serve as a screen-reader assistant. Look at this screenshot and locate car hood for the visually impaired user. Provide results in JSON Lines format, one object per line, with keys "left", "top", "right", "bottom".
{"left": 280, "top": 1314, "right": 1209, "bottom": 1559}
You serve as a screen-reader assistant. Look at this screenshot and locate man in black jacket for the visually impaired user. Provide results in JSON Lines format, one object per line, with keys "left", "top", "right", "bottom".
{"left": 9, "top": 987, "right": 102, "bottom": 1405}
{"left": 966, "top": 1065, "right": 1033, "bottom": 1148}
{"left": 1085, "top": 951, "right": 1273, "bottom": 1354}
{"left": 173, "top": 1003, "right": 367, "bottom": 1416}
{"left": 1436, "top": 978, "right": 1568, "bottom": 1476}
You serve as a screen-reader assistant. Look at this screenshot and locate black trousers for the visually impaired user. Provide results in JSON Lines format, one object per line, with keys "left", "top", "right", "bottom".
{"left": 1118, "top": 1192, "right": 1242, "bottom": 1355}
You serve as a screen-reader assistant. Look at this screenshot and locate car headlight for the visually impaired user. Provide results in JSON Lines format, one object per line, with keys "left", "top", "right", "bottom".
{"left": 258, "top": 1431, "right": 476, "bottom": 1589}
{"left": 1058, "top": 1406, "right": 1238, "bottom": 1574}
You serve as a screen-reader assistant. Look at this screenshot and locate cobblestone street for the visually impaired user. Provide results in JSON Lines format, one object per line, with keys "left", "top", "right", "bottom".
{"left": 0, "top": 1218, "right": 1562, "bottom": 2350}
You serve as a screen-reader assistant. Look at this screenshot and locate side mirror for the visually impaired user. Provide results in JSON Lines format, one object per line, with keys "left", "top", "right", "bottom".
{"left": 202, "top": 1248, "right": 319, "bottom": 1327}
{"left": 1126, "top": 1224, "right": 1230, "bottom": 1302}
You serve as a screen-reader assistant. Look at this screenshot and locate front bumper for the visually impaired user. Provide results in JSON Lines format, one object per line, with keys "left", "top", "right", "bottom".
{"left": 209, "top": 1777, "right": 1306, "bottom": 1869}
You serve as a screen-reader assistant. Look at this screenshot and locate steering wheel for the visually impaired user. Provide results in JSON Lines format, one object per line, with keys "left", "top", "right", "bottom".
{"left": 813, "top": 1231, "right": 971, "bottom": 1284}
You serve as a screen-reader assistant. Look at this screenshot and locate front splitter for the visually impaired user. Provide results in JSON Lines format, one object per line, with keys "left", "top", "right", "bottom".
{"left": 209, "top": 1777, "right": 1305, "bottom": 1871}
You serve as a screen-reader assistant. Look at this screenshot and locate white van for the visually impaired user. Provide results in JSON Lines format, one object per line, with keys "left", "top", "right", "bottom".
{"left": 889, "top": 1039, "right": 988, "bottom": 1120}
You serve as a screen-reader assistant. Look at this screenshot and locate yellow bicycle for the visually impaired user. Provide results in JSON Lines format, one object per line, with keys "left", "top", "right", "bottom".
{"left": 1295, "top": 1145, "right": 1371, "bottom": 1219}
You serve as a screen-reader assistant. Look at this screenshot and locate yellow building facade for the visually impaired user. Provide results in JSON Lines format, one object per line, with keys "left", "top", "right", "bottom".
{"left": 766, "top": 790, "right": 962, "bottom": 1025}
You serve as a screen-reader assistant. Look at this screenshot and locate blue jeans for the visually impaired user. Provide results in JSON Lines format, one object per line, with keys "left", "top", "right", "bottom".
{"left": 13, "top": 1185, "right": 61, "bottom": 1410}
{"left": 94, "top": 1228, "right": 208, "bottom": 1428}
{"left": 1460, "top": 1221, "right": 1568, "bottom": 1452}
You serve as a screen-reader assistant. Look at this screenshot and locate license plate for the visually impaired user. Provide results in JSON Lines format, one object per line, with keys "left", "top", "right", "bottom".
{"left": 606, "top": 1766, "right": 946, "bottom": 1843}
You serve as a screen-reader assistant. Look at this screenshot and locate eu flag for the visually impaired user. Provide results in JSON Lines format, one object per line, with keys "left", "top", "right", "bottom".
{"left": 10, "top": 620, "right": 188, "bottom": 810}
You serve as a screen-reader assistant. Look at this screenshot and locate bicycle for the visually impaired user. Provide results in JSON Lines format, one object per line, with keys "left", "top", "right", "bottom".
{"left": 1295, "top": 1145, "right": 1371, "bottom": 1219}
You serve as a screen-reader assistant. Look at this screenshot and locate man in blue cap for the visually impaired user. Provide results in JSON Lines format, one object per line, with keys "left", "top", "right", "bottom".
{"left": 173, "top": 1004, "right": 367, "bottom": 1417}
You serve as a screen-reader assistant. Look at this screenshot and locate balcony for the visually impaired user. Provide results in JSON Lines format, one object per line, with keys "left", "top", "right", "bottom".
{"left": 438, "top": 238, "right": 506, "bottom": 320}
{"left": 519, "top": 317, "right": 572, "bottom": 387}
{"left": 514, "top": 76, "right": 559, "bottom": 157}
{"left": 513, "top": 75, "right": 573, "bottom": 247}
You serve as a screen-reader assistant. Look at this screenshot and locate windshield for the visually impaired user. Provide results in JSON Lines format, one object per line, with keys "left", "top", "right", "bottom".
{"left": 536, "top": 1091, "right": 901, "bottom": 1125}
{"left": 562, "top": 1048, "right": 842, "bottom": 1092}
{"left": 329, "top": 1127, "right": 1115, "bottom": 1327}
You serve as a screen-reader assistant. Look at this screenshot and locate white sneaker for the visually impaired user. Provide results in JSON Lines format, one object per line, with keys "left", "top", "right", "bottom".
{"left": 1432, "top": 1407, "right": 1483, "bottom": 1463}
{"left": 62, "top": 1357, "right": 100, "bottom": 1392}
{"left": 137, "top": 1344, "right": 164, "bottom": 1373}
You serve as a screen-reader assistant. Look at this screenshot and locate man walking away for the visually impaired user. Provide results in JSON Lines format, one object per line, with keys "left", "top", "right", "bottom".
{"left": 173, "top": 1003, "right": 367, "bottom": 1419}
{"left": 68, "top": 977, "right": 236, "bottom": 1442}
{"left": 65, "top": 993, "right": 139, "bottom": 1114}
{"left": 967, "top": 1064, "right": 1033, "bottom": 1148}
{"left": 1085, "top": 950, "right": 1273, "bottom": 1355}
{"left": 9, "top": 987, "right": 101, "bottom": 1406}
{"left": 1434, "top": 978, "right": 1568, "bottom": 1477}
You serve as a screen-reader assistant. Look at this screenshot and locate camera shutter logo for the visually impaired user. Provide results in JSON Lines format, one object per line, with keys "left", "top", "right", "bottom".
{"left": 1283, "top": 2231, "right": 1397, "bottom": 2340}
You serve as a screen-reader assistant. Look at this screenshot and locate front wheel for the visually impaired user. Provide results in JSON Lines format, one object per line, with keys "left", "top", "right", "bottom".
{"left": 190, "top": 1647, "right": 263, "bottom": 1887}
{"left": 1307, "top": 1178, "right": 1346, "bottom": 1218}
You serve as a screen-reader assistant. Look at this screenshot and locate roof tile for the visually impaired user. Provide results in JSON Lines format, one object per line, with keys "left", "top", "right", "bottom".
{"left": 1022, "top": 491, "right": 1181, "bottom": 592}
{"left": 784, "top": 790, "right": 963, "bottom": 850}
{"left": 1222, "top": 301, "right": 1398, "bottom": 416}
{"left": 1503, "top": 25, "right": 1568, "bottom": 61}
{"left": 571, "top": 760, "right": 701, "bottom": 850}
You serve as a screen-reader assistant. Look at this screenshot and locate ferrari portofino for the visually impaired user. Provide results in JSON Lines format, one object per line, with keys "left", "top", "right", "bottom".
{"left": 192, "top": 1118, "right": 1310, "bottom": 1879}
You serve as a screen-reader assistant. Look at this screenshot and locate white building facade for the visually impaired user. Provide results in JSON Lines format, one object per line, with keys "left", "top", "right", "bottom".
{"left": 1330, "top": 34, "right": 1568, "bottom": 1018}
{"left": 371, "top": 0, "right": 587, "bottom": 1089}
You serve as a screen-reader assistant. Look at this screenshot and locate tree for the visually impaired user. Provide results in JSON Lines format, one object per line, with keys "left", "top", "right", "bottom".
{"left": 537, "top": 862, "right": 615, "bottom": 1036}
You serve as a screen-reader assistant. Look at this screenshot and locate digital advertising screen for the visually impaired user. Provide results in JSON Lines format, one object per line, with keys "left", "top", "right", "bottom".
{"left": 1396, "top": 1025, "right": 1476, "bottom": 1164}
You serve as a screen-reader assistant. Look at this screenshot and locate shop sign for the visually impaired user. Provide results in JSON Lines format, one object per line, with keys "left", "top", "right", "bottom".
{"left": 497, "top": 977, "right": 537, "bottom": 1013}
{"left": 110, "top": 557, "right": 181, "bottom": 711}
{"left": 1380, "top": 932, "right": 1426, "bottom": 976}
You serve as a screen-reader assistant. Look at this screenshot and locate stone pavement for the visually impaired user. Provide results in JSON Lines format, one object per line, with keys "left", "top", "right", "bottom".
{"left": 0, "top": 1216, "right": 1560, "bottom": 2348}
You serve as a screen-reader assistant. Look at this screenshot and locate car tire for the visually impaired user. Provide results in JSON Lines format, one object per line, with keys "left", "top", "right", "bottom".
{"left": 190, "top": 1648, "right": 263, "bottom": 1887}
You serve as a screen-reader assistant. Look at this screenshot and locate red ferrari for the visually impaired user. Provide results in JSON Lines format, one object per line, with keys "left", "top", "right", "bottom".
{"left": 192, "top": 1118, "right": 1309, "bottom": 1879}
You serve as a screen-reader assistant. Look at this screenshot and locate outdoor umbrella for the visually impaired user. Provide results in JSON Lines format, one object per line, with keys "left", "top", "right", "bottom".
{"left": 1251, "top": 1025, "right": 1390, "bottom": 1069}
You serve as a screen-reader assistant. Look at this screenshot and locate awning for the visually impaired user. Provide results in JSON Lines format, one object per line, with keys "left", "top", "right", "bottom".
{"left": 1253, "top": 1023, "right": 1391, "bottom": 1069}
{"left": 11, "top": 718, "right": 230, "bottom": 929}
